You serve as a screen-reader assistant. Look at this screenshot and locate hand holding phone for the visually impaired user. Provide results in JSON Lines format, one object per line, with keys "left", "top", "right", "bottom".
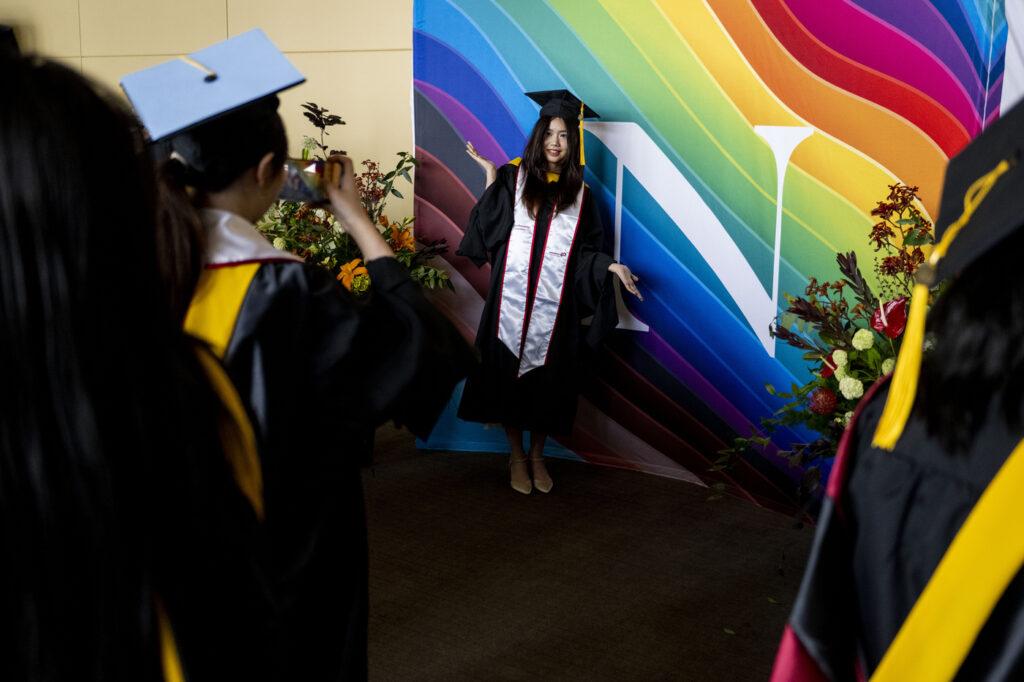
{"left": 323, "top": 154, "right": 394, "bottom": 262}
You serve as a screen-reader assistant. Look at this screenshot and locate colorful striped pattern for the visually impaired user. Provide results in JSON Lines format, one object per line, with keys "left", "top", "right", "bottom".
{"left": 413, "top": 0, "right": 1008, "bottom": 508}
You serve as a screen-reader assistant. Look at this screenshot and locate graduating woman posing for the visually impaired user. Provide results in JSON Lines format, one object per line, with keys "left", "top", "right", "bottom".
{"left": 457, "top": 90, "right": 641, "bottom": 495}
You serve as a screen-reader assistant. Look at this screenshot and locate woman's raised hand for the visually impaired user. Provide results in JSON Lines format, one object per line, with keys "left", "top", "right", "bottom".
{"left": 466, "top": 141, "right": 497, "bottom": 188}
{"left": 609, "top": 263, "right": 643, "bottom": 301}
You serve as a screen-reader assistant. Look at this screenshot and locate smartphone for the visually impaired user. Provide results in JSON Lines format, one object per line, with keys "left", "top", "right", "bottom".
{"left": 279, "top": 158, "right": 326, "bottom": 203}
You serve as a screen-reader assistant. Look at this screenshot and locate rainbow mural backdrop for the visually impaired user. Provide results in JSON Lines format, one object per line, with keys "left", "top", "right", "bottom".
{"left": 412, "top": 0, "right": 1011, "bottom": 509}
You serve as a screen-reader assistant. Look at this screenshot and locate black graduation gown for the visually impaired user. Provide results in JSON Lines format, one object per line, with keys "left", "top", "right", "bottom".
{"left": 455, "top": 162, "right": 618, "bottom": 436}
{"left": 157, "top": 350, "right": 276, "bottom": 682}
{"left": 209, "top": 257, "right": 472, "bottom": 680}
{"left": 773, "top": 379, "right": 1024, "bottom": 680}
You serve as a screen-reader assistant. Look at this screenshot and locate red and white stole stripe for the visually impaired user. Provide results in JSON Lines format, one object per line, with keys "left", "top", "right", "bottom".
{"left": 497, "top": 167, "right": 585, "bottom": 377}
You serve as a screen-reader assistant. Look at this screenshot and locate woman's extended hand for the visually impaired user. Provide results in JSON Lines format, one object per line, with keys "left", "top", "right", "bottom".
{"left": 609, "top": 263, "right": 643, "bottom": 301}
{"left": 324, "top": 154, "right": 394, "bottom": 262}
{"left": 466, "top": 141, "right": 497, "bottom": 188}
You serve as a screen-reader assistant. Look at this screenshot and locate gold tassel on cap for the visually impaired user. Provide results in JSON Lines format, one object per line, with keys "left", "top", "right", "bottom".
{"left": 579, "top": 101, "right": 586, "bottom": 166}
{"left": 871, "top": 158, "right": 1011, "bottom": 450}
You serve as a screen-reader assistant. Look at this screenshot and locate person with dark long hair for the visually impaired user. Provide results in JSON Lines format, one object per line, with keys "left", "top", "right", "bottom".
{"left": 123, "top": 31, "right": 472, "bottom": 681}
{"left": 771, "top": 101, "right": 1024, "bottom": 680}
{"left": 0, "top": 56, "right": 274, "bottom": 680}
{"left": 457, "top": 90, "right": 641, "bottom": 495}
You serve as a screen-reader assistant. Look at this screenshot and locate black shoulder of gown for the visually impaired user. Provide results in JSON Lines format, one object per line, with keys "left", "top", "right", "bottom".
{"left": 227, "top": 257, "right": 473, "bottom": 445}
{"left": 845, "top": 385, "right": 1024, "bottom": 680}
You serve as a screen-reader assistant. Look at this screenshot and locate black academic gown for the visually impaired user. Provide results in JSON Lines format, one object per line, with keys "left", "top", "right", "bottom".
{"left": 773, "top": 379, "right": 1024, "bottom": 680}
{"left": 455, "top": 162, "right": 618, "bottom": 436}
{"left": 204, "top": 257, "right": 471, "bottom": 680}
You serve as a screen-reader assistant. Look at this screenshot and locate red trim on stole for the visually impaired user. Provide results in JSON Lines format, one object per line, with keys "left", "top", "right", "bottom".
{"left": 495, "top": 166, "right": 522, "bottom": 339}
{"left": 205, "top": 258, "right": 298, "bottom": 269}
{"left": 518, "top": 205, "right": 558, "bottom": 359}
{"left": 826, "top": 374, "right": 892, "bottom": 506}
{"left": 770, "top": 626, "right": 831, "bottom": 682}
{"left": 539, "top": 187, "right": 586, "bottom": 366}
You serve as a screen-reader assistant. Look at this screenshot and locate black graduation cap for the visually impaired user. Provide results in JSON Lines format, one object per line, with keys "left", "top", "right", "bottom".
{"left": 525, "top": 89, "right": 599, "bottom": 122}
{"left": 525, "top": 89, "right": 599, "bottom": 166}
{"left": 931, "top": 99, "right": 1024, "bottom": 280}
{"left": 0, "top": 25, "right": 20, "bottom": 58}
{"left": 872, "top": 99, "right": 1023, "bottom": 451}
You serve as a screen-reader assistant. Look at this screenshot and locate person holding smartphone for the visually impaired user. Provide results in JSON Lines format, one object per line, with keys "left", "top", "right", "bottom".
{"left": 124, "top": 31, "right": 473, "bottom": 681}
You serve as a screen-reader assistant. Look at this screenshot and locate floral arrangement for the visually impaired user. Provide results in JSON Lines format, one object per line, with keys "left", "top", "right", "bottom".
{"left": 716, "top": 184, "right": 936, "bottom": 504}
{"left": 257, "top": 102, "right": 453, "bottom": 293}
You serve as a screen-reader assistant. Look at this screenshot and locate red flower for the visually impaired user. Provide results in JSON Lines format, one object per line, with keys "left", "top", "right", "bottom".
{"left": 809, "top": 388, "right": 838, "bottom": 415}
{"left": 819, "top": 350, "right": 841, "bottom": 377}
{"left": 871, "top": 297, "right": 908, "bottom": 338}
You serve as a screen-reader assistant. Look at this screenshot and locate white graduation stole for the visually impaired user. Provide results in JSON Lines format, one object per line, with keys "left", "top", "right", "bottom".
{"left": 497, "top": 167, "right": 585, "bottom": 377}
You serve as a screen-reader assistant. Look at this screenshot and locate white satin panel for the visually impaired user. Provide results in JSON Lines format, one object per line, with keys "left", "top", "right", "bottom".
{"left": 497, "top": 169, "right": 585, "bottom": 377}
{"left": 496, "top": 168, "right": 534, "bottom": 363}
{"left": 200, "top": 208, "right": 303, "bottom": 266}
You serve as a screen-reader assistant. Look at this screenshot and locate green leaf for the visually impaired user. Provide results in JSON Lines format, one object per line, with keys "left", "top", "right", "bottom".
{"left": 723, "top": 628, "right": 736, "bottom": 636}
{"left": 765, "top": 383, "right": 776, "bottom": 395}
{"left": 390, "top": 188, "right": 403, "bottom": 199}
{"left": 903, "top": 230, "right": 930, "bottom": 246}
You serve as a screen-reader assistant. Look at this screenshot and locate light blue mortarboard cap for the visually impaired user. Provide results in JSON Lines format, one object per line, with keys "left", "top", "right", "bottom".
{"left": 120, "top": 28, "right": 304, "bottom": 142}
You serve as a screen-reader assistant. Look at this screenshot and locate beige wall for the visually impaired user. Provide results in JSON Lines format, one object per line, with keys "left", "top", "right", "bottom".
{"left": 0, "top": 0, "right": 416, "bottom": 218}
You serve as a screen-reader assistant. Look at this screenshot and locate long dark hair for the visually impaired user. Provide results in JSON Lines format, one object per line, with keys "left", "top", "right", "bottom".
{"left": 917, "top": 225, "right": 1024, "bottom": 453}
{"left": 153, "top": 97, "right": 287, "bottom": 313}
{"left": 0, "top": 56, "right": 261, "bottom": 681}
{"left": 520, "top": 115, "right": 584, "bottom": 218}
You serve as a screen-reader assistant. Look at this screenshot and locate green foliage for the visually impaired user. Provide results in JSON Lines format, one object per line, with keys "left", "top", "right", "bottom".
{"left": 256, "top": 102, "right": 451, "bottom": 294}
{"left": 718, "top": 184, "right": 940, "bottom": 506}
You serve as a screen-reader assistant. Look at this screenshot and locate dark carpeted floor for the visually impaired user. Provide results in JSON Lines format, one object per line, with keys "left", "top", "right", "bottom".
{"left": 364, "top": 427, "right": 812, "bottom": 681}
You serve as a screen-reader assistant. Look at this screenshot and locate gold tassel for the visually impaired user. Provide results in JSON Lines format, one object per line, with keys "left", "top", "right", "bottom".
{"left": 872, "top": 158, "right": 1012, "bottom": 450}
{"left": 579, "top": 101, "right": 585, "bottom": 167}
{"left": 157, "top": 598, "right": 186, "bottom": 682}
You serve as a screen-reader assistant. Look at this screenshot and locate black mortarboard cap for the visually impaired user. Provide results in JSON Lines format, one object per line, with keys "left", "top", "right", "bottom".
{"left": 872, "top": 98, "right": 1022, "bottom": 450}
{"left": 525, "top": 89, "right": 599, "bottom": 122}
{"left": 932, "top": 98, "right": 1024, "bottom": 280}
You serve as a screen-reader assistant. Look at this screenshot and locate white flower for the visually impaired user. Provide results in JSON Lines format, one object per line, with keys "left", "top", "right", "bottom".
{"left": 832, "top": 350, "right": 849, "bottom": 367}
{"left": 881, "top": 357, "right": 895, "bottom": 376}
{"left": 844, "top": 411, "right": 854, "bottom": 425}
{"left": 852, "top": 328, "right": 875, "bottom": 351}
{"left": 272, "top": 237, "right": 287, "bottom": 250}
{"left": 839, "top": 376, "right": 864, "bottom": 400}
{"left": 834, "top": 364, "right": 847, "bottom": 380}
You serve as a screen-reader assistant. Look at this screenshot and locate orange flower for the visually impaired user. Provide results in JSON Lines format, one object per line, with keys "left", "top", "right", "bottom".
{"left": 378, "top": 214, "right": 390, "bottom": 228}
{"left": 337, "top": 258, "right": 369, "bottom": 290}
{"left": 390, "top": 226, "right": 415, "bottom": 252}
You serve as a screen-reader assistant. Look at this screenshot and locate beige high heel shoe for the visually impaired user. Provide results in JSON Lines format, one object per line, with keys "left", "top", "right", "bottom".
{"left": 530, "top": 456, "right": 553, "bottom": 494}
{"left": 510, "top": 454, "right": 532, "bottom": 495}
